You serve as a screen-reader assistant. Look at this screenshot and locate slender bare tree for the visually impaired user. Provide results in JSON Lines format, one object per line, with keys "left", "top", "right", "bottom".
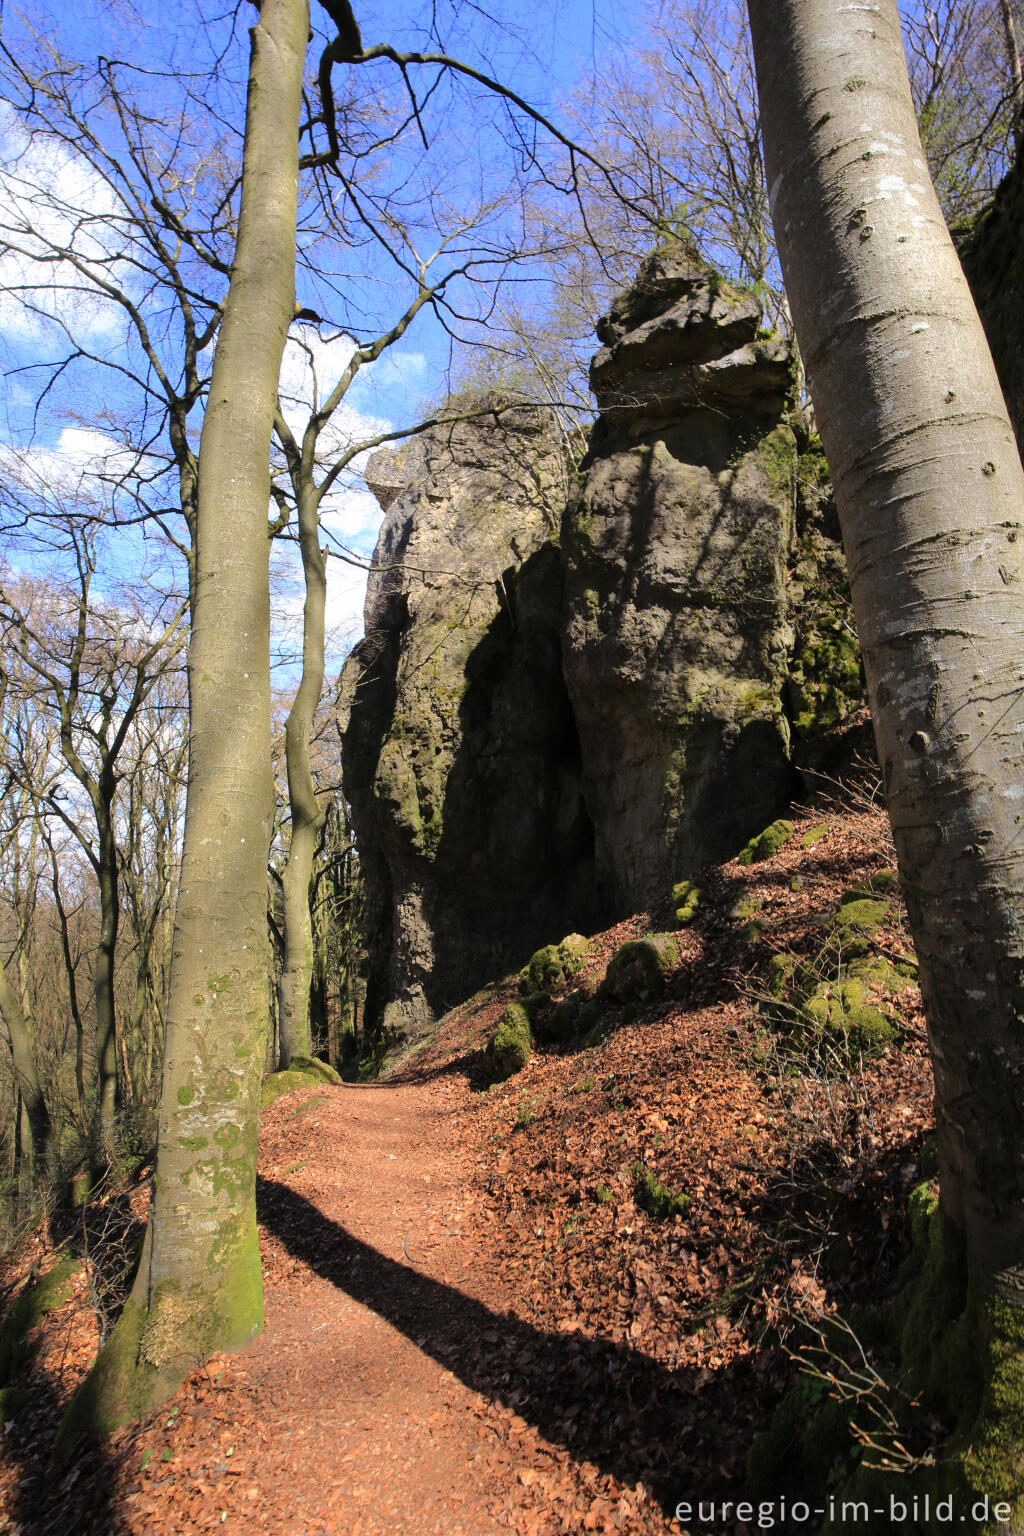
{"left": 0, "top": 544, "right": 186, "bottom": 1164}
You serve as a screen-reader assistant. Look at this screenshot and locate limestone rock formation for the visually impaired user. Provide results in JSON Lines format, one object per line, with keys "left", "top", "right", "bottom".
{"left": 561, "top": 243, "right": 800, "bottom": 911}
{"left": 340, "top": 248, "right": 864, "bottom": 1045}
{"left": 338, "top": 402, "right": 601, "bottom": 1040}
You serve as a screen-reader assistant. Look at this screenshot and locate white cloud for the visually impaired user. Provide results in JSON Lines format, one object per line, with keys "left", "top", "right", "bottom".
{"left": 0, "top": 425, "right": 156, "bottom": 516}
{"left": 278, "top": 329, "right": 393, "bottom": 465}
{"left": 325, "top": 550, "right": 375, "bottom": 649}
{"left": 275, "top": 328, "right": 400, "bottom": 649}
{"left": 0, "top": 104, "right": 131, "bottom": 343}
{"left": 270, "top": 499, "right": 381, "bottom": 677}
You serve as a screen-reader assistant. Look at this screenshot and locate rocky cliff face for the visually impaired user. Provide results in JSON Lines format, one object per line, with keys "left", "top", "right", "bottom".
{"left": 338, "top": 404, "right": 602, "bottom": 1040}
{"left": 959, "top": 155, "right": 1024, "bottom": 452}
{"left": 561, "top": 245, "right": 800, "bottom": 911}
{"left": 341, "top": 247, "right": 863, "bottom": 1043}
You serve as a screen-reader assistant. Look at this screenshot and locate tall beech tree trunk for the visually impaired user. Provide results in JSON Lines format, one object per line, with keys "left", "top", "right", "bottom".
{"left": 277, "top": 485, "right": 327, "bottom": 1066}
{"left": 62, "top": 0, "right": 308, "bottom": 1436}
{"left": 747, "top": 0, "right": 1024, "bottom": 1510}
{"left": 94, "top": 801, "right": 119, "bottom": 1161}
{"left": 0, "top": 953, "right": 49, "bottom": 1180}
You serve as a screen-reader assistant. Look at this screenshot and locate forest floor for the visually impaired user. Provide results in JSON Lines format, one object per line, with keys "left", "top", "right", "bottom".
{"left": 0, "top": 746, "right": 938, "bottom": 1536}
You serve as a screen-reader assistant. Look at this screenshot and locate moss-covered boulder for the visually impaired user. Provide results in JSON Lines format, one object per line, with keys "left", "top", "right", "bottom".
{"left": 486, "top": 1003, "right": 532, "bottom": 1079}
{"left": 828, "top": 895, "right": 896, "bottom": 956}
{"left": 633, "top": 1165, "right": 690, "bottom": 1221}
{"left": 729, "top": 892, "right": 766, "bottom": 944}
{"left": 578, "top": 999, "right": 607, "bottom": 1045}
{"left": 518, "top": 933, "right": 592, "bottom": 997}
{"left": 801, "top": 958, "right": 900, "bottom": 1057}
{"left": 738, "top": 818, "right": 794, "bottom": 865}
{"left": 261, "top": 1056, "right": 341, "bottom": 1109}
{"left": 600, "top": 933, "right": 680, "bottom": 1004}
{"left": 766, "top": 881, "right": 913, "bottom": 1061}
{"left": 517, "top": 944, "right": 562, "bottom": 995}
{"left": 518, "top": 990, "right": 550, "bottom": 1024}
{"left": 671, "top": 880, "right": 701, "bottom": 928}
{"left": 801, "top": 822, "right": 828, "bottom": 848}
{"left": 532, "top": 990, "right": 586, "bottom": 1046}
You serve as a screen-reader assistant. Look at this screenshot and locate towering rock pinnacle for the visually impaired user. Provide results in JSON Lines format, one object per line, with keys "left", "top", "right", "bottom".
{"left": 561, "top": 241, "right": 800, "bottom": 911}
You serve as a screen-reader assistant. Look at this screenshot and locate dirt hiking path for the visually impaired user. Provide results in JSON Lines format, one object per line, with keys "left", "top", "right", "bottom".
{"left": 250, "top": 1075, "right": 511, "bottom": 1535}
{"left": 54, "top": 1071, "right": 668, "bottom": 1536}
{"left": 3, "top": 789, "right": 936, "bottom": 1536}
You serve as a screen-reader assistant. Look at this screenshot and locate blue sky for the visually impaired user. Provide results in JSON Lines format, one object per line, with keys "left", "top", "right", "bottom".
{"left": 0, "top": 0, "right": 643, "bottom": 660}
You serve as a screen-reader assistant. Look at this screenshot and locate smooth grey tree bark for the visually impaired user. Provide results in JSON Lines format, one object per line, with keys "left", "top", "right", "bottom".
{"left": 747, "top": 0, "right": 1024, "bottom": 1513}
{"left": 0, "top": 953, "right": 50, "bottom": 1183}
{"left": 275, "top": 480, "right": 327, "bottom": 1067}
{"left": 60, "top": 0, "right": 308, "bottom": 1435}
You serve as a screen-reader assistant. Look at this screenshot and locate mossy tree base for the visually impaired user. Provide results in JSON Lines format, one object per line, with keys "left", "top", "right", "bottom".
{"left": 55, "top": 1230, "right": 263, "bottom": 1458}
{"left": 261, "top": 1056, "right": 342, "bottom": 1108}
{"left": 750, "top": 1187, "right": 1024, "bottom": 1533}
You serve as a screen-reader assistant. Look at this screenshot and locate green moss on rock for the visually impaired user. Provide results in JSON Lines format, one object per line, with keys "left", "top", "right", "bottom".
{"left": 261, "top": 1056, "right": 340, "bottom": 1109}
{"left": 801, "top": 960, "right": 897, "bottom": 1057}
{"left": 738, "top": 818, "right": 794, "bottom": 865}
{"left": 765, "top": 876, "right": 912, "bottom": 1061}
{"left": 728, "top": 892, "right": 767, "bottom": 944}
{"left": 671, "top": 880, "right": 701, "bottom": 929}
{"left": 600, "top": 933, "right": 680, "bottom": 1004}
{"left": 558, "top": 933, "right": 591, "bottom": 976}
{"left": 788, "top": 616, "right": 862, "bottom": 736}
{"left": 578, "top": 1000, "right": 607, "bottom": 1044}
{"left": 829, "top": 896, "right": 895, "bottom": 946}
{"left": 286, "top": 1055, "right": 342, "bottom": 1084}
{"left": 801, "top": 823, "right": 828, "bottom": 848}
{"left": 768, "top": 951, "right": 798, "bottom": 1000}
{"left": 518, "top": 990, "right": 549, "bottom": 1024}
{"left": 633, "top": 1164, "right": 691, "bottom": 1221}
{"left": 486, "top": 1003, "right": 532, "bottom": 1079}
{"left": 533, "top": 991, "right": 583, "bottom": 1045}
{"left": 518, "top": 933, "right": 592, "bottom": 997}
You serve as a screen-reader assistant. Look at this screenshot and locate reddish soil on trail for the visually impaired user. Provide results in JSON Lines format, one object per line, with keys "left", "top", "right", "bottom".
{"left": 0, "top": 770, "right": 938, "bottom": 1536}
{"left": 1, "top": 1074, "right": 678, "bottom": 1536}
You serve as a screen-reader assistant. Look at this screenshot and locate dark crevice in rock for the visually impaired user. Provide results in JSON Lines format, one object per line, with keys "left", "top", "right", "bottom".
{"left": 340, "top": 248, "right": 865, "bottom": 1048}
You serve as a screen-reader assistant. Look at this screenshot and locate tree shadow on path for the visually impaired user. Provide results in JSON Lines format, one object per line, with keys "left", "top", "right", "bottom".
{"left": 258, "top": 1176, "right": 755, "bottom": 1520}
